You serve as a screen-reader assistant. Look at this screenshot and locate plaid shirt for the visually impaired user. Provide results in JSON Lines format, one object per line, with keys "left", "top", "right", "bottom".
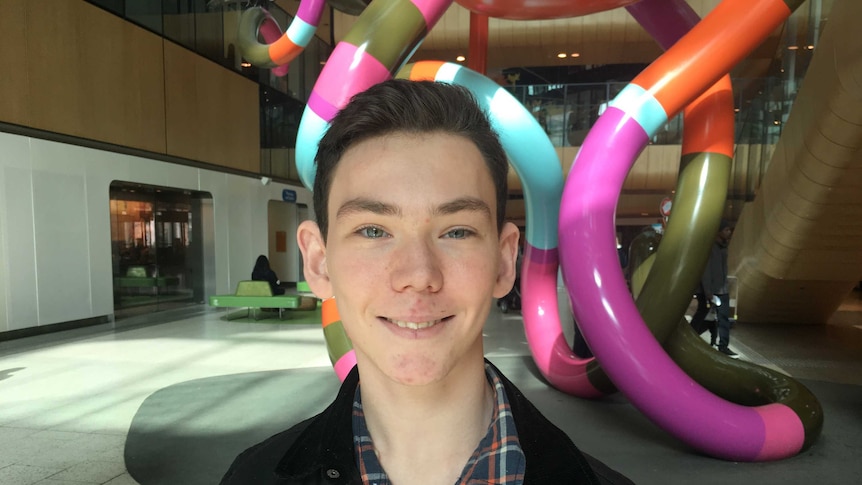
{"left": 353, "top": 363, "right": 526, "bottom": 485}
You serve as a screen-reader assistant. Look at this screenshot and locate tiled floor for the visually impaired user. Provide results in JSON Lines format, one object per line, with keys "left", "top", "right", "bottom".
{"left": 2, "top": 291, "right": 861, "bottom": 484}
{"left": 0, "top": 308, "right": 334, "bottom": 485}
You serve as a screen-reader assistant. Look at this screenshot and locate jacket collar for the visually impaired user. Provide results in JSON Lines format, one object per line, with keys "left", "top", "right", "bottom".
{"left": 274, "top": 365, "right": 360, "bottom": 481}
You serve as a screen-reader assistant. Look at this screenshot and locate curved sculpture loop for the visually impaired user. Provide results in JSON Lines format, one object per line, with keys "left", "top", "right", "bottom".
{"left": 559, "top": 0, "right": 816, "bottom": 461}
{"left": 237, "top": 0, "right": 823, "bottom": 461}
{"left": 236, "top": 0, "right": 327, "bottom": 71}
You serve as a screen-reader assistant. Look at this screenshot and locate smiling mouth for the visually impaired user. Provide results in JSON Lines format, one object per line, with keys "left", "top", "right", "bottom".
{"left": 385, "top": 317, "right": 449, "bottom": 330}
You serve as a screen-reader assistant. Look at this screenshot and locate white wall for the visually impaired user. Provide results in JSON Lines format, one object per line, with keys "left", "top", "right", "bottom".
{"left": 266, "top": 199, "right": 313, "bottom": 284}
{"left": 0, "top": 132, "right": 312, "bottom": 333}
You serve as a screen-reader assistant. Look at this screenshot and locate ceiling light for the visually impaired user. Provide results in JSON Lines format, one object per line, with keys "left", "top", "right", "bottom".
{"left": 557, "top": 52, "right": 567, "bottom": 58}
{"left": 456, "top": 55, "right": 466, "bottom": 62}
{"left": 640, "top": 212, "right": 649, "bottom": 216}
{"left": 806, "top": 45, "right": 815, "bottom": 50}
{"left": 787, "top": 45, "right": 799, "bottom": 50}
{"left": 570, "top": 53, "right": 580, "bottom": 58}
{"left": 240, "top": 61, "right": 252, "bottom": 67}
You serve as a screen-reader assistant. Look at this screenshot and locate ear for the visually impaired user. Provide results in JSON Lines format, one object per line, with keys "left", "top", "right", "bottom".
{"left": 492, "top": 222, "right": 520, "bottom": 298}
{"left": 297, "top": 220, "right": 332, "bottom": 299}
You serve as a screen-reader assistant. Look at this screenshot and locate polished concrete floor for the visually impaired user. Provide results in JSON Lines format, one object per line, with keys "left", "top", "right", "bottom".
{"left": 1, "top": 291, "right": 861, "bottom": 484}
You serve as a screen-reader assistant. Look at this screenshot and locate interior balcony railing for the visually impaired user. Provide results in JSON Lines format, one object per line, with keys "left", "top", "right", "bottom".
{"left": 502, "top": 78, "right": 793, "bottom": 149}
{"left": 726, "top": 0, "right": 825, "bottom": 218}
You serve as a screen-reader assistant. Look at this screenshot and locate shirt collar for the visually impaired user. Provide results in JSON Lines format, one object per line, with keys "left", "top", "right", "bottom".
{"left": 351, "top": 363, "right": 525, "bottom": 484}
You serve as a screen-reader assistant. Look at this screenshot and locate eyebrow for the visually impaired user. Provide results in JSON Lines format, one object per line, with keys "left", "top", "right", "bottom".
{"left": 336, "top": 198, "right": 400, "bottom": 219}
{"left": 335, "top": 197, "right": 491, "bottom": 220}
{"left": 433, "top": 197, "right": 492, "bottom": 219}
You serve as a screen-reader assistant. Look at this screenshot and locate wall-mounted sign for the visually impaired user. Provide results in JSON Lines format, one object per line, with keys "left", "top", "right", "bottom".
{"left": 282, "top": 189, "right": 297, "bottom": 203}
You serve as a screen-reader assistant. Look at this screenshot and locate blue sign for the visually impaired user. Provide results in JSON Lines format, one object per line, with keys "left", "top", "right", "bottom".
{"left": 282, "top": 189, "right": 297, "bottom": 203}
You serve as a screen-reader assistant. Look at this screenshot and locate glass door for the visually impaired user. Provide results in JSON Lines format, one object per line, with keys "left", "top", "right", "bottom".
{"left": 109, "top": 182, "right": 208, "bottom": 317}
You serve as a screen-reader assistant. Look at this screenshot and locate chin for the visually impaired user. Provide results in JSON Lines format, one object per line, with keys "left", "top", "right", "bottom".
{"left": 372, "top": 353, "right": 449, "bottom": 386}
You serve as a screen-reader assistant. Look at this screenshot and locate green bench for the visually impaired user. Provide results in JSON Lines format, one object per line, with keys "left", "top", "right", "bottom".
{"left": 208, "top": 280, "right": 313, "bottom": 320}
{"left": 115, "top": 266, "right": 180, "bottom": 294}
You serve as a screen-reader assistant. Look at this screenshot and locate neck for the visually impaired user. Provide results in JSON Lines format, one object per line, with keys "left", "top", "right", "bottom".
{"left": 357, "top": 357, "right": 494, "bottom": 485}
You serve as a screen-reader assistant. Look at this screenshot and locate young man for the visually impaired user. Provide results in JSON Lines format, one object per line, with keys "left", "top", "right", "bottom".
{"left": 221, "top": 80, "right": 633, "bottom": 484}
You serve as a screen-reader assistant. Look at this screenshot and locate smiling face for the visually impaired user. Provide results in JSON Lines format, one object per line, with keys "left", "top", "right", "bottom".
{"left": 298, "top": 132, "right": 519, "bottom": 386}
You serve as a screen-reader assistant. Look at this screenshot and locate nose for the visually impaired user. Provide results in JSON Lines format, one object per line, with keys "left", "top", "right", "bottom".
{"left": 389, "top": 238, "right": 444, "bottom": 293}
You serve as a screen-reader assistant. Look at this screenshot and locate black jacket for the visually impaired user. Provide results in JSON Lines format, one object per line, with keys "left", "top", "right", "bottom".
{"left": 252, "top": 267, "right": 285, "bottom": 295}
{"left": 221, "top": 362, "right": 634, "bottom": 484}
{"left": 700, "top": 241, "right": 729, "bottom": 296}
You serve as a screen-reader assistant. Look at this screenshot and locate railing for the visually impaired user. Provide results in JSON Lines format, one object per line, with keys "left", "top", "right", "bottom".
{"left": 502, "top": 78, "right": 795, "bottom": 149}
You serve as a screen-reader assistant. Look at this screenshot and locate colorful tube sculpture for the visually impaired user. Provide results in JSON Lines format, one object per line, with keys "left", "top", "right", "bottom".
{"left": 559, "top": 0, "right": 817, "bottom": 461}
{"left": 294, "top": 0, "right": 454, "bottom": 188}
{"left": 236, "top": 0, "right": 327, "bottom": 71}
{"left": 625, "top": 0, "right": 822, "bottom": 453}
{"left": 238, "top": 0, "right": 823, "bottom": 461}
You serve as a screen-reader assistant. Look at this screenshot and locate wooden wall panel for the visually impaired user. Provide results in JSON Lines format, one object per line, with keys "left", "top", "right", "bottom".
{"left": 506, "top": 144, "right": 678, "bottom": 221}
{"left": 25, "top": 1, "right": 166, "bottom": 153}
{"left": 622, "top": 145, "right": 681, "bottom": 191}
{"left": 163, "top": 42, "right": 259, "bottom": 172}
{"left": 730, "top": 0, "right": 862, "bottom": 324}
{"left": 0, "top": 0, "right": 30, "bottom": 127}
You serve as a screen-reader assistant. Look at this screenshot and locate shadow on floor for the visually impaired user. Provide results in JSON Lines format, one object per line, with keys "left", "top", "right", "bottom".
{"left": 125, "top": 357, "right": 862, "bottom": 485}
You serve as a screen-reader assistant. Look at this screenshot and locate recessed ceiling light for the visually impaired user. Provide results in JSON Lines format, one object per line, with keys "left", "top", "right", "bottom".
{"left": 570, "top": 53, "right": 580, "bottom": 58}
{"left": 806, "top": 45, "right": 815, "bottom": 50}
{"left": 787, "top": 45, "right": 799, "bottom": 50}
{"left": 240, "top": 61, "right": 252, "bottom": 67}
{"left": 557, "top": 52, "right": 567, "bottom": 58}
{"left": 456, "top": 55, "right": 466, "bottom": 62}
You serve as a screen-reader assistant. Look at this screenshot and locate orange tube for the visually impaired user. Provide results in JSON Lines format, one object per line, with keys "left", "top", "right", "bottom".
{"left": 681, "top": 76, "right": 735, "bottom": 157}
{"left": 408, "top": 60, "right": 446, "bottom": 81}
{"left": 321, "top": 298, "right": 340, "bottom": 328}
{"left": 268, "top": 36, "right": 300, "bottom": 65}
{"left": 633, "top": 0, "right": 790, "bottom": 116}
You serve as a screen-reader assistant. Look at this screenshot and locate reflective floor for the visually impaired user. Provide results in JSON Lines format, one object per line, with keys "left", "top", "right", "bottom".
{"left": 1, "top": 291, "right": 861, "bottom": 484}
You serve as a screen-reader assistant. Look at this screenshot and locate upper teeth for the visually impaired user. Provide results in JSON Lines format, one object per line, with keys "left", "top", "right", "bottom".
{"left": 389, "top": 318, "right": 442, "bottom": 330}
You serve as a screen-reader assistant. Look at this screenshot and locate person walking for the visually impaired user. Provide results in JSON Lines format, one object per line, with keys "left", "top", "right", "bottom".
{"left": 691, "top": 220, "right": 737, "bottom": 359}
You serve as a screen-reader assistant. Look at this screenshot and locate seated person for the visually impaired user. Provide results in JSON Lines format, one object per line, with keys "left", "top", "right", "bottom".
{"left": 251, "top": 255, "right": 285, "bottom": 295}
{"left": 222, "top": 80, "right": 633, "bottom": 484}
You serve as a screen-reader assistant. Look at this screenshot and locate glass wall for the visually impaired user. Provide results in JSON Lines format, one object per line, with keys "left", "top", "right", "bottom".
{"left": 109, "top": 182, "right": 211, "bottom": 317}
{"left": 503, "top": 77, "right": 787, "bottom": 149}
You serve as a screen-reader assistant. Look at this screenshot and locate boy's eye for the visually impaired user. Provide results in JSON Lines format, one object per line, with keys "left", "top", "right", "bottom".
{"left": 359, "top": 226, "right": 388, "bottom": 238}
{"left": 444, "top": 228, "right": 472, "bottom": 239}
